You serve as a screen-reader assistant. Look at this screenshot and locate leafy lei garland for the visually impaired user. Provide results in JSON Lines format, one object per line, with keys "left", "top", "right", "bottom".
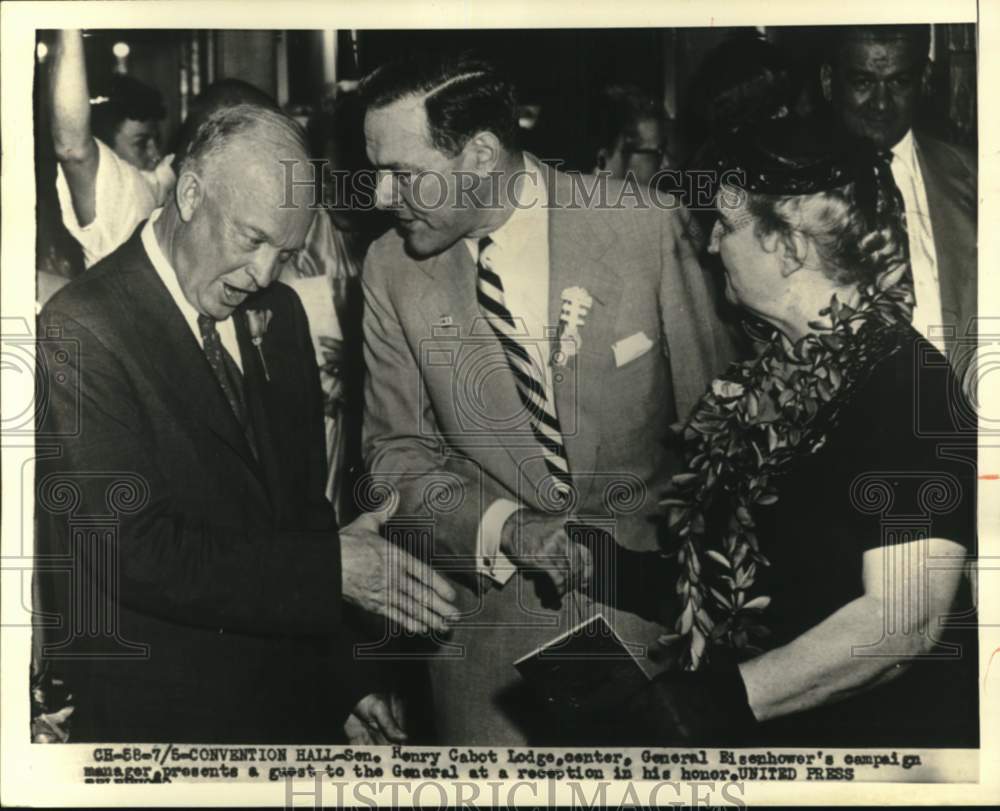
{"left": 660, "top": 270, "right": 915, "bottom": 670}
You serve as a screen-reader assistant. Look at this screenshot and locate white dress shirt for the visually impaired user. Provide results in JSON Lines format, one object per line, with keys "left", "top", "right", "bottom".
{"left": 58, "top": 138, "right": 175, "bottom": 268}
{"left": 141, "top": 208, "right": 244, "bottom": 371}
{"left": 464, "top": 158, "right": 553, "bottom": 583}
{"left": 890, "top": 130, "right": 945, "bottom": 352}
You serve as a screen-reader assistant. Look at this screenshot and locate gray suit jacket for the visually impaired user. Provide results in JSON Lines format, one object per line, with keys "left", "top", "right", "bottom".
{"left": 914, "top": 133, "right": 977, "bottom": 384}
{"left": 361, "top": 164, "right": 735, "bottom": 743}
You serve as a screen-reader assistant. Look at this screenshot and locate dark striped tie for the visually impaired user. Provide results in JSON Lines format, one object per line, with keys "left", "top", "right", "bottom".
{"left": 476, "top": 236, "right": 571, "bottom": 495}
{"left": 197, "top": 315, "right": 257, "bottom": 456}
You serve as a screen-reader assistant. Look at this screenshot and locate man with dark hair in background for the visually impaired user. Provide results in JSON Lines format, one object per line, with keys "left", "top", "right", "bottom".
{"left": 535, "top": 82, "right": 670, "bottom": 187}
{"left": 684, "top": 33, "right": 796, "bottom": 147}
{"left": 359, "top": 53, "right": 734, "bottom": 744}
{"left": 821, "top": 24, "right": 977, "bottom": 386}
{"left": 584, "top": 83, "right": 670, "bottom": 186}
{"left": 49, "top": 30, "right": 279, "bottom": 271}
{"left": 50, "top": 30, "right": 175, "bottom": 268}
{"left": 89, "top": 73, "right": 166, "bottom": 171}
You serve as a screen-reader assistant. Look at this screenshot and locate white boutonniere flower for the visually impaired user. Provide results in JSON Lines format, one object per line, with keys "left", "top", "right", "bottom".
{"left": 555, "top": 286, "right": 593, "bottom": 366}
{"left": 710, "top": 378, "right": 745, "bottom": 400}
{"left": 247, "top": 309, "right": 273, "bottom": 381}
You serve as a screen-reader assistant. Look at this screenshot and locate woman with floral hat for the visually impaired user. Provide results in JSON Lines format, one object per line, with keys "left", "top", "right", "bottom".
{"left": 543, "top": 118, "right": 978, "bottom": 748}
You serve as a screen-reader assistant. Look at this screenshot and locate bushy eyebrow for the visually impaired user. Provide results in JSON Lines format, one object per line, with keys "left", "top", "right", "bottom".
{"left": 233, "top": 222, "right": 280, "bottom": 247}
{"left": 238, "top": 220, "right": 306, "bottom": 252}
{"left": 235, "top": 223, "right": 268, "bottom": 240}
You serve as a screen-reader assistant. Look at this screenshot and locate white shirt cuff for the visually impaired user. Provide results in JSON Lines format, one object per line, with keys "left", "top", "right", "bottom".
{"left": 476, "top": 499, "right": 519, "bottom": 585}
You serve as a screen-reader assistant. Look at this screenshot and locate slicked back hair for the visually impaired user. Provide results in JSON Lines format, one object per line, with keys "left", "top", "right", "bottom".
{"left": 359, "top": 53, "right": 519, "bottom": 156}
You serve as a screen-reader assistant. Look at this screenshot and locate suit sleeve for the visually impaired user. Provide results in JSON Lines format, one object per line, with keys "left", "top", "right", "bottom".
{"left": 287, "top": 285, "right": 342, "bottom": 531}
{"left": 36, "top": 309, "right": 344, "bottom": 638}
{"left": 360, "top": 252, "right": 510, "bottom": 576}
{"left": 658, "top": 205, "right": 740, "bottom": 421}
{"left": 281, "top": 287, "right": 390, "bottom": 720}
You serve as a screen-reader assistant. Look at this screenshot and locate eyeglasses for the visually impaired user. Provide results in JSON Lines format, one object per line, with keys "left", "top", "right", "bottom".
{"left": 626, "top": 145, "right": 665, "bottom": 159}
{"left": 624, "top": 143, "right": 673, "bottom": 167}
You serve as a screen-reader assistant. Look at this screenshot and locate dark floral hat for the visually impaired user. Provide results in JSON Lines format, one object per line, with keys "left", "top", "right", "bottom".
{"left": 685, "top": 116, "right": 903, "bottom": 237}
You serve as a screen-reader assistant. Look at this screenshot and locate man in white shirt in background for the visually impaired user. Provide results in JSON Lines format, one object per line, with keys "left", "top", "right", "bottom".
{"left": 821, "top": 24, "right": 977, "bottom": 388}
{"left": 49, "top": 29, "right": 175, "bottom": 269}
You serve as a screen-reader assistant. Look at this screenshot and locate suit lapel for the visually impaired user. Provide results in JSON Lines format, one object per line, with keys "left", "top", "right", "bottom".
{"left": 116, "top": 233, "right": 267, "bottom": 490}
{"left": 547, "top": 171, "right": 623, "bottom": 505}
{"left": 235, "top": 309, "right": 283, "bottom": 512}
{"left": 417, "top": 243, "right": 540, "bottom": 485}
{"left": 416, "top": 170, "right": 627, "bottom": 508}
{"left": 914, "top": 136, "right": 977, "bottom": 348}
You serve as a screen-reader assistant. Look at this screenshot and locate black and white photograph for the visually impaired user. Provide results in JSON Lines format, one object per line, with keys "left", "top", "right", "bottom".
{"left": 2, "top": 0, "right": 997, "bottom": 806}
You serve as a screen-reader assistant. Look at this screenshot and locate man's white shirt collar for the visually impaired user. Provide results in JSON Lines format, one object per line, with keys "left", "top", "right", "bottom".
{"left": 891, "top": 129, "right": 918, "bottom": 171}
{"left": 141, "top": 208, "right": 244, "bottom": 371}
{"left": 888, "top": 129, "right": 946, "bottom": 353}
{"left": 464, "top": 156, "right": 547, "bottom": 260}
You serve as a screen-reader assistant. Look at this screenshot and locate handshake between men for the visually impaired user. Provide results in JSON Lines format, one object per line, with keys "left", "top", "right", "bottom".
{"left": 358, "top": 509, "right": 601, "bottom": 627}
{"left": 497, "top": 510, "right": 668, "bottom": 619}
{"left": 355, "top": 508, "right": 634, "bottom": 628}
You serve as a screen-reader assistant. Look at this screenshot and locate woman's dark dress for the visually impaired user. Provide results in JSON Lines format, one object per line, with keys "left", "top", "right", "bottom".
{"left": 749, "top": 329, "right": 978, "bottom": 747}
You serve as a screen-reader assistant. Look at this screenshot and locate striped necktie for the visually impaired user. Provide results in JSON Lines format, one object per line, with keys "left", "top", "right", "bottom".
{"left": 197, "top": 314, "right": 257, "bottom": 457}
{"left": 475, "top": 236, "right": 572, "bottom": 495}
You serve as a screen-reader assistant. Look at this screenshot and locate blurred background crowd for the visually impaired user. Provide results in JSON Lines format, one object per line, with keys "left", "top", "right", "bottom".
{"left": 33, "top": 25, "right": 977, "bottom": 285}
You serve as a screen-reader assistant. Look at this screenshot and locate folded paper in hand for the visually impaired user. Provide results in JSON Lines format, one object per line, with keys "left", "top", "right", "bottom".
{"left": 514, "top": 614, "right": 650, "bottom": 743}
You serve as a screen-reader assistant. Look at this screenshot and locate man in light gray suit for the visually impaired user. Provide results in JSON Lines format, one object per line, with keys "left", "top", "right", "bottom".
{"left": 359, "top": 55, "right": 735, "bottom": 744}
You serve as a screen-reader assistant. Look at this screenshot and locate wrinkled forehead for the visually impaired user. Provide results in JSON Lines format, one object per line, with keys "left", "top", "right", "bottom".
{"left": 837, "top": 34, "right": 923, "bottom": 70}
{"left": 207, "top": 140, "right": 314, "bottom": 242}
{"left": 208, "top": 132, "right": 309, "bottom": 200}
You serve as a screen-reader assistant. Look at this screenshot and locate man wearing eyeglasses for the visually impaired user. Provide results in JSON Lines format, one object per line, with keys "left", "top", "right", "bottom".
{"left": 589, "top": 83, "right": 672, "bottom": 186}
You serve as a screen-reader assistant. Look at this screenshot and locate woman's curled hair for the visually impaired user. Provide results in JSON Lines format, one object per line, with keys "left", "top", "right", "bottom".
{"left": 745, "top": 182, "right": 909, "bottom": 287}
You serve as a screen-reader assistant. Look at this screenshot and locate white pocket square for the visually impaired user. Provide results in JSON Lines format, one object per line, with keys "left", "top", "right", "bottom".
{"left": 612, "top": 331, "right": 654, "bottom": 367}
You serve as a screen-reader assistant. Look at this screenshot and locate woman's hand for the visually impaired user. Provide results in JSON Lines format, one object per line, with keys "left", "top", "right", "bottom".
{"left": 567, "top": 524, "right": 677, "bottom": 622}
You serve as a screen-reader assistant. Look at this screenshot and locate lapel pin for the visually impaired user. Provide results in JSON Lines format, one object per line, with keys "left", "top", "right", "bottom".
{"left": 554, "top": 286, "right": 593, "bottom": 366}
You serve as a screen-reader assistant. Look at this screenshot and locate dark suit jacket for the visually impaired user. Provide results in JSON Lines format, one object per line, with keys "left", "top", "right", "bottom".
{"left": 914, "top": 133, "right": 978, "bottom": 382}
{"left": 36, "top": 226, "right": 372, "bottom": 742}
